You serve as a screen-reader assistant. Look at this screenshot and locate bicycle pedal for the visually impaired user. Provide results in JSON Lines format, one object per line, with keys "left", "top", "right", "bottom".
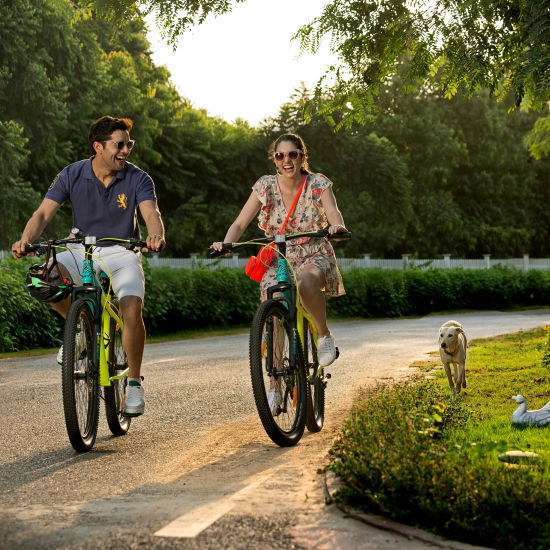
{"left": 122, "top": 411, "right": 143, "bottom": 418}
{"left": 325, "top": 373, "right": 331, "bottom": 379}
{"left": 335, "top": 347, "right": 340, "bottom": 359}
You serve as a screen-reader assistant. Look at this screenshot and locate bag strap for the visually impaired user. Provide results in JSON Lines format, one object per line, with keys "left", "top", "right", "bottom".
{"left": 278, "top": 174, "right": 306, "bottom": 234}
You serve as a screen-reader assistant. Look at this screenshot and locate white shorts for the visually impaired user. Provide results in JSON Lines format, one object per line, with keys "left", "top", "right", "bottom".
{"left": 54, "top": 245, "right": 145, "bottom": 300}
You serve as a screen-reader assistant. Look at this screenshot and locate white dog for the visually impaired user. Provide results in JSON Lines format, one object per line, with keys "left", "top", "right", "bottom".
{"left": 439, "top": 320, "right": 467, "bottom": 393}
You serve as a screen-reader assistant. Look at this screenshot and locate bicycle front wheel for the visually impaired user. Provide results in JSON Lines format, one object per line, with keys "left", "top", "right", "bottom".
{"left": 62, "top": 298, "right": 99, "bottom": 452}
{"left": 304, "top": 320, "right": 325, "bottom": 433}
{"left": 104, "top": 302, "right": 131, "bottom": 435}
{"left": 249, "top": 300, "right": 306, "bottom": 447}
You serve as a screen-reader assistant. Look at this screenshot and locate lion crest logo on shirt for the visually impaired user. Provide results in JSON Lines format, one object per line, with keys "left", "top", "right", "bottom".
{"left": 117, "top": 193, "right": 128, "bottom": 210}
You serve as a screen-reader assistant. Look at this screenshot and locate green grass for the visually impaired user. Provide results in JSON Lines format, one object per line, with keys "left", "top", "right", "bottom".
{"left": 329, "top": 328, "right": 550, "bottom": 550}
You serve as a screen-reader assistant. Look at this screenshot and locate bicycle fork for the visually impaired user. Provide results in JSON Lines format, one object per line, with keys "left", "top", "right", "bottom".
{"left": 99, "top": 295, "right": 127, "bottom": 387}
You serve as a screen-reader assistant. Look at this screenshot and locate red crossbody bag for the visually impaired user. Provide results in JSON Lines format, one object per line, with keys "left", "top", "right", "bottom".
{"left": 245, "top": 175, "right": 306, "bottom": 282}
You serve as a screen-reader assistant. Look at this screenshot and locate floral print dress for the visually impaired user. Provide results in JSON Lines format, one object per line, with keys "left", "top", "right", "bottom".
{"left": 251, "top": 172, "right": 345, "bottom": 297}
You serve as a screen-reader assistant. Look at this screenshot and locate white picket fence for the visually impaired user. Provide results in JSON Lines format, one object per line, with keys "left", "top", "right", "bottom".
{"left": 2, "top": 250, "right": 549, "bottom": 271}
{"left": 145, "top": 253, "right": 550, "bottom": 271}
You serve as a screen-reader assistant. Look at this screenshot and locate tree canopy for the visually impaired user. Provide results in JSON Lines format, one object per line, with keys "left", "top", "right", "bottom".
{"left": 84, "top": 1, "right": 549, "bottom": 108}
{"left": 77, "top": 0, "right": 246, "bottom": 44}
{"left": 1, "top": 0, "right": 549, "bottom": 259}
{"left": 82, "top": 0, "right": 549, "bottom": 156}
{"left": 296, "top": 1, "right": 549, "bottom": 114}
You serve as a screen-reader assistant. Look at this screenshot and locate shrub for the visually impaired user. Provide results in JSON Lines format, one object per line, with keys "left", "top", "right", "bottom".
{"left": 328, "top": 268, "right": 407, "bottom": 318}
{"left": 2, "top": 260, "right": 550, "bottom": 352}
{"left": 0, "top": 258, "right": 63, "bottom": 352}
{"left": 143, "top": 264, "right": 260, "bottom": 334}
{"left": 329, "top": 379, "right": 550, "bottom": 549}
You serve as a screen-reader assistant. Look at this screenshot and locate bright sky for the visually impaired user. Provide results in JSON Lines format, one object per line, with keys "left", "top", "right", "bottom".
{"left": 146, "top": 0, "right": 336, "bottom": 126}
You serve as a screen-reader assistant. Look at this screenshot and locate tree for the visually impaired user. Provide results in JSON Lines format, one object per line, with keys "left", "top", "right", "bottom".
{"left": 295, "top": 1, "right": 549, "bottom": 118}
{"left": 82, "top": 1, "right": 550, "bottom": 157}
{"left": 263, "top": 89, "right": 414, "bottom": 257}
{"left": 0, "top": 122, "right": 42, "bottom": 249}
{"left": 78, "top": 0, "right": 246, "bottom": 44}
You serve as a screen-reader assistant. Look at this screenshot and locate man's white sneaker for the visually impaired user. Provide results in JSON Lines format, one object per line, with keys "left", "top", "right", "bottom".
{"left": 268, "top": 389, "right": 283, "bottom": 416}
{"left": 57, "top": 330, "right": 85, "bottom": 365}
{"left": 318, "top": 334, "right": 337, "bottom": 367}
{"left": 123, "top": 381, "right": 145, "bottom": 416}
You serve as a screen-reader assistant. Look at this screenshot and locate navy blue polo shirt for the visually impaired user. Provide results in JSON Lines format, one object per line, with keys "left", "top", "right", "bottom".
{"left": 45, "top": 158, "right": 157, "bottom": 241}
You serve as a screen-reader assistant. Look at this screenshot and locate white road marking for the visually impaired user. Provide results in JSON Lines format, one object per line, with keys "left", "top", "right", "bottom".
{"left": 154, "top": 470, "right": 275, "bottom": 538}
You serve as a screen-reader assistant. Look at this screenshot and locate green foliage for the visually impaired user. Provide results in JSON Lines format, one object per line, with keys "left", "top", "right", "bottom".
{"left": 328, "top": 267, "right": 550, "bottom": 319}
{"left": 5, "top": 259, "right": 549, "bottom": 352}
{"left": 265, "top": 84, "right": 550, "bottom": 258}
{"left": 328, "top": 269, "right": 407, "bottom": 318}
{"left": 524, "top": 116, "right": 550, "bottom": 160}
{"left": 295, "top": 1, "right": 550, "bottom": 124}
{"left": 0, "top": 121, "right": 42, "bottom": 249}
{"left": 142, "top": 263, "right": 260, "bottom": 334}
{"left": 542, "top": 330, "right": 550, "bottom": 370}
{"left": 330, "top": 362, "right": 550, "bottom": 549}
{"left": 2, "top": 1, "right": 550, "bottom": 261}
{"left": 0, "top": 259, "right": 63, "bottom": 352}
{"left": 81, "top": 0, "right": 247, "bottom": 45}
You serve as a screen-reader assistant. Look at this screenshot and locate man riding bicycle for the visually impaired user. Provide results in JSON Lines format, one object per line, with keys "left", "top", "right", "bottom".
{"left": 11, "top": 116, "right": 165, "bottom": 417}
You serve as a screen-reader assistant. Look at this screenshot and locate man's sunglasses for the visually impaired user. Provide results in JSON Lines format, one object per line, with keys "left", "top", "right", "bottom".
{"left": 103, "top": 139, "right": 135, "bottom": 150}
{"left": 273, "top": 150, "right": 302, "bottom": 161}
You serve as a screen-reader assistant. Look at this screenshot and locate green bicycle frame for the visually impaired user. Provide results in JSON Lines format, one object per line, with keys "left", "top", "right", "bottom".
{"left": 100, "top": 293, "right": 126, "bottom": 386}
{"left": 80, "top": 239, "right": 127, "bottom": 388}
{"left": 271, "top": 237, "right": 319, "bottom": 366}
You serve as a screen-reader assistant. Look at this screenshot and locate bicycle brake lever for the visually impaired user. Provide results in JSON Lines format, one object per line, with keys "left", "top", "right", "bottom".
{"left": 208, "top": 246, "right": 233, "bottom": 258}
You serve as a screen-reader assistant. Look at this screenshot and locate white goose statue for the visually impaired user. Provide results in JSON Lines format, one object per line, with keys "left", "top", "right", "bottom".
{"left": 511, "top": 395, "right": 550, "bottom": 426}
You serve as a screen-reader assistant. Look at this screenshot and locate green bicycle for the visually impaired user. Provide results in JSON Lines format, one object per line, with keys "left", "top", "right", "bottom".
{"left": 26, "top": 231, "right": 148, "bottom": 452}
{"left": 210, "top": 229, "right": 351, "bottom": 446}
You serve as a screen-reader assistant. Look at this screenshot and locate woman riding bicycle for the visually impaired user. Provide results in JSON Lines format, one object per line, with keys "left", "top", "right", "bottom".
{"left": 212, "top": 133, "right": 348, "bottom": 368}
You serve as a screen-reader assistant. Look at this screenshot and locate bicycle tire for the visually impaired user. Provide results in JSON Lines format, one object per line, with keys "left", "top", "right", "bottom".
{"left": 62, "top": 298, "right": 99, "bottom": 452}
{"left": 304, "top": 320, "right": 325, "bottom": 433}
{"left": 104, "top": 300, "right": 131, "bottom": 436}
{"left": 249, "top": 300, "right": 306, "bottom": 446}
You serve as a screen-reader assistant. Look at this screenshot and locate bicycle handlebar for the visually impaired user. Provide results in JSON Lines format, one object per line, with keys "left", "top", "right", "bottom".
{"left": 207, "top": 229, "right": 352, "bottom": 258}
{"left": 24, "top": 236, "right": 149, "bottom": 256}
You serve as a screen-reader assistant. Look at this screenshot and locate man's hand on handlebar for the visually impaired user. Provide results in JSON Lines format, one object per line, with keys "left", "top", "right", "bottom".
{"left": 144, "top": 234, "right": 166, "bottom": 253}
{"left": 11, "top": 239, "right": 34, "bottom": 259}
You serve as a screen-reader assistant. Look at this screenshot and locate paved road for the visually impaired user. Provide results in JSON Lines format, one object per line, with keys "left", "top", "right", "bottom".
{"left": 1, "top": 309, "right": 548, "bottom": 549}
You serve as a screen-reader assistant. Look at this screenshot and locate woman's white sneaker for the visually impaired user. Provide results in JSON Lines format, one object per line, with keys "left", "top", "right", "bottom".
{"left": 318, "top": 334, "right": 337, "bottom": 367}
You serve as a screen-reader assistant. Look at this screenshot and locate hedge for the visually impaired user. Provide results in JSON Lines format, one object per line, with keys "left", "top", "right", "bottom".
{"left": 1, "top": 259, "right": 549, "bottom": 353}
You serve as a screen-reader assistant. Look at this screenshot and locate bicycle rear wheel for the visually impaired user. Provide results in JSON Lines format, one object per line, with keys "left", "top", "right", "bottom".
{"left": 104, "top": 302, "right": 131, "bottom": 435}
{"left": 304, "top": 319, "right": 325, "bottom": 433}
{"left": 249, "top": 300, "right": 306, "bottom": 446}
{"left": 62, "top": 298, "right": 99, "bottom": 452}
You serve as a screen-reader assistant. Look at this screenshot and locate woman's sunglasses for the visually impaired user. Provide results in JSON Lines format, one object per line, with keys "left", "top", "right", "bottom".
{"left": 103, "top": 139, "right": 136, "bottom": 150}
{"left": 273, "top": 150, "right": 302, "bottom": 161}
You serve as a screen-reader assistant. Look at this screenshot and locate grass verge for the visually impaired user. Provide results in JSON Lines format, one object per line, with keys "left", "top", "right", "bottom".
{"left": 329, "top": 327, "right": 550, "bottom": 550}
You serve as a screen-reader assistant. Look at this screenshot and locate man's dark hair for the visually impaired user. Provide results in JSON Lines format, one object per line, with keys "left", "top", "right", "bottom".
{"left": 88, "top": 116, "right": 134, "bottom": 154}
